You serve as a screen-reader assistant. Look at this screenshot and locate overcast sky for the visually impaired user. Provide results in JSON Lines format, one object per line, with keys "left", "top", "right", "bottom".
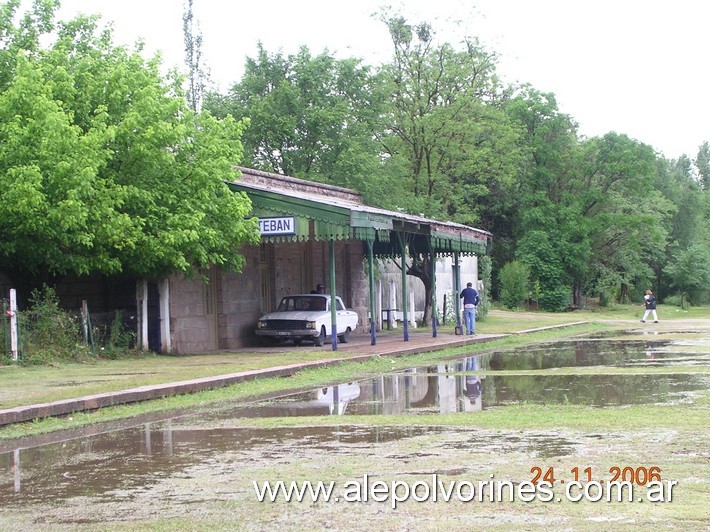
{"left": 52, "top": 0, "right": 710, "bottom": 160}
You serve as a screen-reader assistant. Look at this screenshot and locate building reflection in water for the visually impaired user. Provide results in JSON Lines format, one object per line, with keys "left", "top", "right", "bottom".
{"left": 354, "top": 356, "right": 486, "bottom": 416}
{"left": 237, "top": 355, "right": 488, "bottom": 418}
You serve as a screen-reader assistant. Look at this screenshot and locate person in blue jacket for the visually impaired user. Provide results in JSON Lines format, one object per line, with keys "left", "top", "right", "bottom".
{"left": 460, "top": 282, "right": 480, "bottom": 335}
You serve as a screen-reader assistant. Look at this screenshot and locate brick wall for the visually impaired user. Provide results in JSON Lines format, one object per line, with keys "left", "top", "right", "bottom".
{"left": 236, "top": 167, "right": 362, "bottom": 203}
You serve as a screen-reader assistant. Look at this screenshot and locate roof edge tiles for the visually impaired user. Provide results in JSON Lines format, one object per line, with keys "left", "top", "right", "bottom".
{"left": 234, "top": 166, "right": 362, "bottom": 203}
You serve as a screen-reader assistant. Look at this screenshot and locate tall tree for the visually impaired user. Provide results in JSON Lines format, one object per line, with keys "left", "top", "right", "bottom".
{"left": 378, "top": 15, "right": 520, "bottom": 323}
{"left": 653, "top": 154, "right": 708, "bottom": 299}
{"left": 506, "top": 88, "right": 581, "bottom": 309}
{"left": 204, "top": 44, "right": 385, "bottom": 192}
{"left": 579, "top": 134, "right": 671, "bottom": 304}
{"left": 0, "top": 1, "right": 259, "bottom": 281}
{"left": 509, "top": 85, "right": 668, "bottom": 309}
{"left": 378, "top": 15, "right": 505, "bottom": 218}
{"left": 664, "top": 243, "right": 710, "bottom": 306}
{"left": 183, "top": 0, "right": 208, "bottom": 113}
{"left": 695, "top": 141, "right": 710, "bottom": 191}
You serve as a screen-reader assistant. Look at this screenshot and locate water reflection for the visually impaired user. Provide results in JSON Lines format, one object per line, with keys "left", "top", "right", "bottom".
{"left": 245, "top": 383, "right": 363, "bottom": 416}
{"left": 0, "top": 424, "right": 436, "bottom": 501}
{"left": 231, "top": 336, "right": 710, "bottom": 417}
{"left": 230, "top": 353, "right": 709, "bottom": 419}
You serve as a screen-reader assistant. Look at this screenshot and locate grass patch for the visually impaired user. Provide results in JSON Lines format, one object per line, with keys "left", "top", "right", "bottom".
{"left": 216, "top": 400, "right": 710, "bottom": 433}
{"left": 0, "top": 314, "right": 707, "bottom": 530}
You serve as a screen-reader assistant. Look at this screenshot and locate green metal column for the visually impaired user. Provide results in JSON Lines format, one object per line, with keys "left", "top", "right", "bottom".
{"left": 367, "top": 238, "right": 376, "bottom": 345}
{"left": 397, "top": 232, "right": 409, "bottom": 342}
{"left": 329, "top": 238, "right": 337, "bottom": 351}
{"left": 430, "top": 238, "right": 437, "bottom": 338}
{"left": 454, "top": 252, "right": 462, "bottom": 331}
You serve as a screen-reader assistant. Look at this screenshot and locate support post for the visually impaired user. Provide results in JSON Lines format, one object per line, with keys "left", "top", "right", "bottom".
{"left": 137, "top": 279, "right": 149, "bottom": 351}
{"left": 9, "top": 289, "right": 18, "bottom": 362}
{"left": 367, "top": 238, "right": 376, "bottom": 345}
{"left": 329, "top": 239, "right": 338, "bottom": 351}
{"left": 397, "top": 232, "right": 409, "bottom": 341}
{"left": 454, "top": 253, "right": 462, "bottom": 332}
{"left": 160, "top": 278, "right": 171, "bottom": 354}
{"left": 430, "top": 238, "right": 437, "bottom": 338}
{"left": 81, "top": 300, "right": 95, "bottom": 354}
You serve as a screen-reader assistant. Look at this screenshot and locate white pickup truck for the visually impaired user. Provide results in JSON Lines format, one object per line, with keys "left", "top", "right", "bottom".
{"left": 255, "top": 294, "right": 358, "bottom": 346}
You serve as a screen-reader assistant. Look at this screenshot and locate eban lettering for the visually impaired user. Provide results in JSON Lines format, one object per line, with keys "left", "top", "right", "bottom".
{"left": 258, "top": 217, "right": 295, "bottom": 236}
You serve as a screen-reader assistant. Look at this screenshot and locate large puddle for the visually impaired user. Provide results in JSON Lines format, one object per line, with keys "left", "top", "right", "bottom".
{"left": 225, "top": 339, "right": 709, "bottom": 418}
{"left": 1, "top": 333, "right": 708, "bottom": 509}
{"left": 0, "top": 424, "right": 438, "bottom": 503}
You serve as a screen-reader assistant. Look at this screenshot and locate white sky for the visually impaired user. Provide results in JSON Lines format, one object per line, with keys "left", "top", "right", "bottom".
{"left": 51, "top": 0, "right": 710, "bottom": 160}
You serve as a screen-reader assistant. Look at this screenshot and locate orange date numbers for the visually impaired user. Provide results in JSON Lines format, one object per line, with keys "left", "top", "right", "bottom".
{"left": 531, "top": 466, "right": 662, "bottom": 485}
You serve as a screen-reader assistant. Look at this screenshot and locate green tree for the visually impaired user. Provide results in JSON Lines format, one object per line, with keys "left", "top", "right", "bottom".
{"left": 183, "top": 0, "right": 209, "bottom": 113}
{"left": 578, "top": 133, "right": 671, "bottom": 305}
{"left": 0, "top": 1, "right": 259, "bottom": 280}
{"left": 498, "top": 260, "right": 530, "bottom": 309}
{"left": 476, "top": 255, "right": 492, "bottom": 321}
{"left": 507, "top": 88, "right": 579, "bottom": 310}
{"left": 204, "top": 44, "right": 385, "bottom": 192}
{"left": 653, "top": 155, "right": 705, "bottom": 298}
{"left": 378, "top": 15, "right": 518, "bottom": 220}
{"left": 695, "top": 141, "right": 710, "bottom": 191}
{"left": 378, "top": 15, "right": 520, "bottom": 323}
{"left": 663, "top": 243, "right": 710, "bottom": 307}
{"left": 510, "top": 86, "right": 668, "bottom": 309}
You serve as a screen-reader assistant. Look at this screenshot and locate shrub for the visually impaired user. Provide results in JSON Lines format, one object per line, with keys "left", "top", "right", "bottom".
{"left": 499, "top": 261, "right": 530, "bottom": 309}
{"left": 438, "top": 290, "right": 459, "bottom": 326}
{"left": 21, "top": 285, "right": 92, "bottom": 364}
{"left": 663, "top": 294, "right": 684, "bottom": 308}
{"left": 7, "top": 286, "right": 136, "bottom": 364}
{"left": 539, "top": 286, "right": 571, "bottom": 312}
{"left": 104, "top": 310, "right": 136, "bottom": 358}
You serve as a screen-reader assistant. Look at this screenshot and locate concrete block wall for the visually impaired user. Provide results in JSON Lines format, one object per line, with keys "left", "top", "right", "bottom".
{"left": 273, "top": 243, "right": 306, "bottom": 300}
{"left": 346, "top": 240, "right": 368, "bottom": 332}
{"left": 168, "top": 273, "right": 210, "bottom": 354}
{"left": 219, "top": 245, "right": 262, "bottom": 349}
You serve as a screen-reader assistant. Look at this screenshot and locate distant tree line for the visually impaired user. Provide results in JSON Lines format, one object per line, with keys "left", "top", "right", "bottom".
{"left": 204, "top": 14, "right": 710, "bottom": 310}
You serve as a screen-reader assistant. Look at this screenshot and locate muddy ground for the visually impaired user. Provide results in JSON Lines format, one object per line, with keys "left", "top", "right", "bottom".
{"left": 0, "top": 322, "right": 708, "bottom": 531}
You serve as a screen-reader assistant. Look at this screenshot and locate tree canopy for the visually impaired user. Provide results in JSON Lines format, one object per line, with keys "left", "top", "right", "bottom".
{"left": 204, "top": 11, "right": 710, "bottom": 309}
{"left": 0, "top": 0, "right": 259, "bottom": 280}
{"left": 205, "top": 43, "right": 386, "bottom": 194}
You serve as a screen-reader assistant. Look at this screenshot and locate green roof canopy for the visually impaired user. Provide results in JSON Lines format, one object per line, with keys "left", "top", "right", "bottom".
{"left": 227, "top": 169, "right": 491, "bottom": 257}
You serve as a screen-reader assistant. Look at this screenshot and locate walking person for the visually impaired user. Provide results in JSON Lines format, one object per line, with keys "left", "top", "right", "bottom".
{"left": 460, "top": 282, "right": 480, "bottom": 335}
{"left": 641, "top": 289, "right": 659, "bottom": 323}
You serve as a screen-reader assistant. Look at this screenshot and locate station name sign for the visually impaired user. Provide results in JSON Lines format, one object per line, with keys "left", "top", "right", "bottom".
{"left": 258, "top": 216, "right": 296, "bottom": 236}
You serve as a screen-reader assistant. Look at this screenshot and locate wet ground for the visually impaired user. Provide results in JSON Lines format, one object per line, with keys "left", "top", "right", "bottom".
{"left": 1, "top": 324, "right": 709, "bottom": 528}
